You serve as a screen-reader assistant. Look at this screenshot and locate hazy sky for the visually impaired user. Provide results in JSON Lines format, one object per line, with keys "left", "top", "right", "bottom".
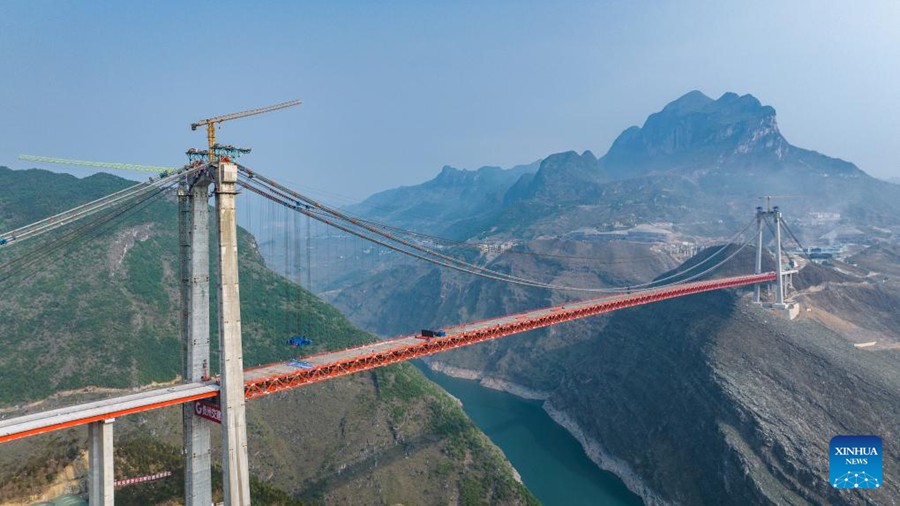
{"left": 1, "top": 1, "right": 898, "bottom": 203}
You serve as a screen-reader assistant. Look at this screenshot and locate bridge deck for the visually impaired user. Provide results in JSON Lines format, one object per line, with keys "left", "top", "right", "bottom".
{"left": 0, "top": 272, "right": 774, "bottom": 443}
{"left": 243, "top": 272, "right": 775, "bottom": 398}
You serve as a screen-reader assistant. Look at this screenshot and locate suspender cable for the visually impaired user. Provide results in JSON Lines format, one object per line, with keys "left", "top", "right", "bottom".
{"left": 238, "top": 167, "right": 757, "bottom": 293}
{"left": 0, "top": 181, "right": 177, "bottom": 287}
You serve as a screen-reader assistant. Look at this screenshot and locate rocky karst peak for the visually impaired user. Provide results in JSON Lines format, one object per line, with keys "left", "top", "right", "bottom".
{"left": 601, "top": 91, "right": 790, "bottom": 178}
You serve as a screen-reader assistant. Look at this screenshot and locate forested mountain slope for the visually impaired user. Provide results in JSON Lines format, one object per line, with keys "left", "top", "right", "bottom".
{"left": 0, "top": 167, "right": 535, "bottom": 505}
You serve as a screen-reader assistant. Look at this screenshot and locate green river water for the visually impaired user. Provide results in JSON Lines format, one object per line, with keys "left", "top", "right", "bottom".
{"left": 417, "top": 364, "right": 643, "bottom": 506}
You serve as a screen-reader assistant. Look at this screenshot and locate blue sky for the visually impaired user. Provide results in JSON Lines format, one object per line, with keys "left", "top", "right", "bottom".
{"left": 1, "top": 1, "right": 898, "bottom": 202}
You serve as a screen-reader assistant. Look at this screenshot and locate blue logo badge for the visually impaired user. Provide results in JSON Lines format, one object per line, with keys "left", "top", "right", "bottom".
{"left": 830, "top": 435, "right": 882, "bottom": 489}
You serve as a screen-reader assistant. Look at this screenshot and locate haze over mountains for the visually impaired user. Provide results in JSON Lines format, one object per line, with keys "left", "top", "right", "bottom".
{"left": 353, "top": 91, "right": 900, "bottom": 241}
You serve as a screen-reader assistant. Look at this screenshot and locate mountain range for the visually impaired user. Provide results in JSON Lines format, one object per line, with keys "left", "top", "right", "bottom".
{"left": 324, "top": 91, "right": 900, "bottom": 504}
{"left": 352, "top": 91, "right": 900, "bottom": 241}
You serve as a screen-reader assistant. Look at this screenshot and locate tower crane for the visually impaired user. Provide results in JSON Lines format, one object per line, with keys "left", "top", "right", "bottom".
{"left": 190, "top": 99, "right": 301, "bottom": 162}
{"left": 758, "top": 194, "right": 801, "bottom": 212}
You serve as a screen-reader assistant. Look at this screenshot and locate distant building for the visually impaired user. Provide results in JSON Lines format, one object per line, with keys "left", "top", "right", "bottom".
{"left": 565, "top": 227, "right": 623, "bottom": 242}
{"left": 626, "top": 224, "right": 673, "bottom": 243}
{"left": 806, "top": 211, "right": 841, "bottom": 225}
{"left": 792, "top": 245, "right": 841, "bottom": 261}
{"left": 566, "top": 223, "right": 673, "bottom": 243}
{"left": 820, "top": 225, "right": 866, "bottom": 245}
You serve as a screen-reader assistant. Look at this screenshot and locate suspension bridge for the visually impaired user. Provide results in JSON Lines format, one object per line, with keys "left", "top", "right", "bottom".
{"left": 0, "top": 102, "right": 798, "bottom": 505}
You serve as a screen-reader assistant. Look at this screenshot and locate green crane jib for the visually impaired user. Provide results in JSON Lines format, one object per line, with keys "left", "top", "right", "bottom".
{"left": 19, "top": 154, "right": 178, "bottom": 175}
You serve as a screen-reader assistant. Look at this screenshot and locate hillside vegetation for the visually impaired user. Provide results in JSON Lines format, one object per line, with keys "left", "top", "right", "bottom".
{"left": 0, "top": 167, "right": 536, "bottom": 505}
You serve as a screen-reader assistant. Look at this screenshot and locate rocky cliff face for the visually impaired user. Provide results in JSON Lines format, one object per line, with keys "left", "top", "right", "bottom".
{"left": 525, "top": 91, "right": 898, "bottom": 237}
{"left": 412, "top": 255, "right": 900, "bottom": 504}
{"left": 504, "top": 150, "right": 603, "bottom": 204}
{"left": 601, "top": 91, "right": 792, "bottom": 178}
{"left": 548, "top": 286, "right": 900, "bottom": 505}
{"left": 330, "top": 240, "right": 900, "bottom": 504}
{"left": 322, "top": 90, "right": 900, "bottom": 504}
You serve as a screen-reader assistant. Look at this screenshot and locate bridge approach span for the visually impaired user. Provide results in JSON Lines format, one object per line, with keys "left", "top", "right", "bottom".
{"left": 0, "top": 383, "right": 219, "bottom": 443}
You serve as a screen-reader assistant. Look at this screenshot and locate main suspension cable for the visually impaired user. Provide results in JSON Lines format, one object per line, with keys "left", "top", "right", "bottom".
{"left": 239, "top": 168, "right": 756, "bottom": 290}
{"left": 0, "top": 165, "right": 205, "bottom": 248}
{"left": 240, "top": 166, "right": 755, "bottom": 290}
{"left": 239, "top": 174, "right": 757, "bottom": 293}
{"left": 0, "top": 182, "right": 177, "bottom": 287}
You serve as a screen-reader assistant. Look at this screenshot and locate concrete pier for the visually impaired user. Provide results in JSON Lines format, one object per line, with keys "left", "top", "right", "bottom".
{"left": 180, "top": 178, "right": 213, "bottom": 506}
{"left": 88, "top": 418, "right": 115, "bottom": 506}
{"left": 216, "top": 162, "right": 251, "bottom": 504}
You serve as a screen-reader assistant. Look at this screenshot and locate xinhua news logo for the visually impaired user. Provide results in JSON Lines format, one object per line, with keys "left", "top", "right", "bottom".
{"left": 830, "top": 435, "right": 882, "bottom": 489}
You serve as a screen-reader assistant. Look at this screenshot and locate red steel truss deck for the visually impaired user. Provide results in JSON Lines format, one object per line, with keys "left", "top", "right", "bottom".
{"left": 243, "top": 272, "right": 776, "bottom": 399}
{"left": 0, "top": 273, "right": 774, "bottom": 443}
